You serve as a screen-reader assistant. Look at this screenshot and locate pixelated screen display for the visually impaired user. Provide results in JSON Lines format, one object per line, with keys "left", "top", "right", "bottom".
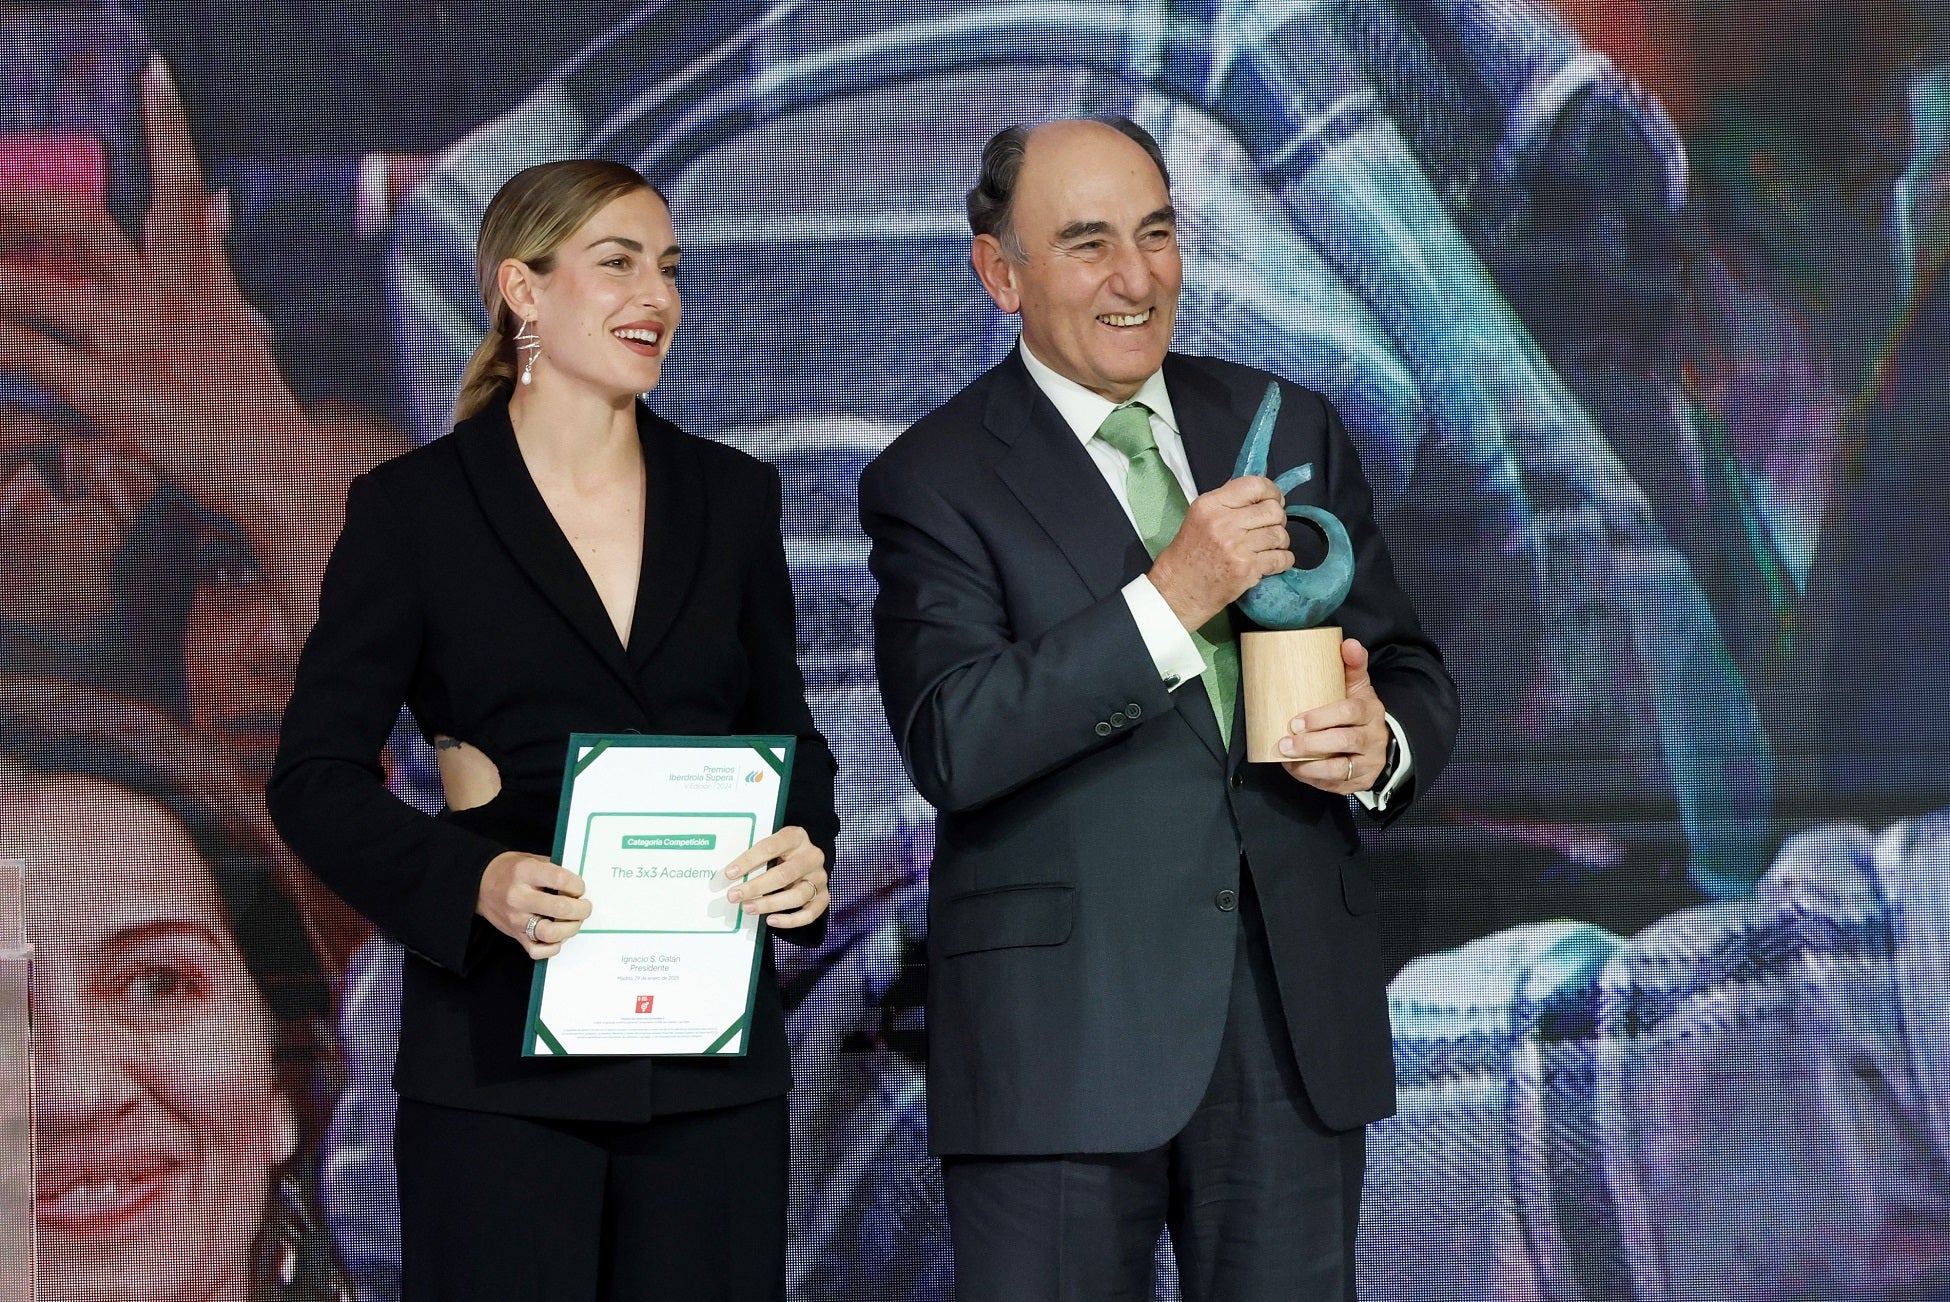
{"left": 4, "top": 2, "right": 1950, "bottom": 1298}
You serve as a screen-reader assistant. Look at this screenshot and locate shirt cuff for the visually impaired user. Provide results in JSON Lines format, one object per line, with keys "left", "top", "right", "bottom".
{"left": 1121, "top": 576, "right": 1206, "bottom": 691}
{"left": 1354, "top": 713, "right": 1414, "bottom": 812}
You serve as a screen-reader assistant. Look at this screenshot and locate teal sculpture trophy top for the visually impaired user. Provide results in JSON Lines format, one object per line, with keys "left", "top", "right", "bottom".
{"left": 1232, "top": 381, "right": 1355, "bottom": 629}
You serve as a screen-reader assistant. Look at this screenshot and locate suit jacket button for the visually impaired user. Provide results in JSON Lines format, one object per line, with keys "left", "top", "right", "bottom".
{"left": 1215, "top": 889, "right": 1238, "bottom": 912}
{"left": 1230, "top": 771, "right": 1245, "bottom": 789}
{"left": 1126, "top": 702, "right": 1143, "bottom": 719}
{"left": 1110, "top": 711, "right": 1126, "bottom": 727}
{"left": 1095, "top": 721, "right": 1113, "bottom": 737}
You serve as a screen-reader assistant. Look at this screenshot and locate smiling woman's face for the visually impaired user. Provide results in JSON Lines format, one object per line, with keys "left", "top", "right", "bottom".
{"left": 507, "top": 186, "right": 684, "bottom": 402}
{"left": 6, "top": 774, "right": 295, "bottom": 1302}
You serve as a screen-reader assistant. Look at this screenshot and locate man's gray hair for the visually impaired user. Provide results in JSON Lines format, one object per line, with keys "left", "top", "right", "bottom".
{"left": 965, "top": 116, "right": 1172, "bottom": 262}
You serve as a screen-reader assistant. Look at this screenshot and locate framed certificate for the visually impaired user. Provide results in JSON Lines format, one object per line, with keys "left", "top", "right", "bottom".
{"left": 522, "top": 733, "right": 794, "bottom": 1057}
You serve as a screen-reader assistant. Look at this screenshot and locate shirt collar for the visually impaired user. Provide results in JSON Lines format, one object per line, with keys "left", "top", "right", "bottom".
{"left": 1018, "top": 338, "right": 1178, "bottom": 447}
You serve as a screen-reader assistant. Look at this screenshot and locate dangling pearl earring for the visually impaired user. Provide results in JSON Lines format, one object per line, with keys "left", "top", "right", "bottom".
{"left": 514, "top": 318, "right": 541, "bottom": 385}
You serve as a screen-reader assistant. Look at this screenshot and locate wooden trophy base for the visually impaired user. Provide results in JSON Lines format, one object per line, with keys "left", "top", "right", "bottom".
{"left": 1241, "top": 627, "right": 1345, "bottom": 763}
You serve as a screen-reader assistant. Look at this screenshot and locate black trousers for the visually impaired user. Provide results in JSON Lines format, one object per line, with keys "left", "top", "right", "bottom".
{"left": 942, "top": 873, "right": 1366, "bottom": 1301}
{"left": 394, "top": 1093, "right": 788, "bottom": 1301}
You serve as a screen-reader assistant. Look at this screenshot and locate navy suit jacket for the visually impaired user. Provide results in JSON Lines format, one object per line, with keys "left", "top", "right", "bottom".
{"left": 268, "top": 396, "right": 837, "bottom": 1122}
{"left": 860, "top": 349, "right": 1457, "bottom": 1154}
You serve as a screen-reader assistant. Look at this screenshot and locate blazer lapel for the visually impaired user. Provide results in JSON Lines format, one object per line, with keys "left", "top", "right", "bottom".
{"left": 625, "top": 408, "right": 706, "bottom": 671}
{"left": 1165, "top": 355, "right": 1247, "bottom": 499}
{"left": 987, "top": 351, "right": 1151, "bottom": 604}
{"left": 1164, "top": 356, "right": 1251, "bottom": 767}
{"left": 452, "top": 401, "right": 652, "bottom": 712}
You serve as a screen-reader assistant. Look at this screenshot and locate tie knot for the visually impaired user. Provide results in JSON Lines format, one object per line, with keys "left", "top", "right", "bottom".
{"left": 1095, "top": 403, "right": 1156, "bottom": 460}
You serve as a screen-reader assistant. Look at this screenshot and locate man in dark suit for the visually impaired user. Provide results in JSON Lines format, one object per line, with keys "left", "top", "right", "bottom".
{"left": 859, "top": 117, "right": 1458, "bottom": 1299}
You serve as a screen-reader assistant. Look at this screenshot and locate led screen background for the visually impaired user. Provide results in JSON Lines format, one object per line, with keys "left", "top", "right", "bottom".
{"left": 5, "top": 1, "right": 1950, "bottom": 1298}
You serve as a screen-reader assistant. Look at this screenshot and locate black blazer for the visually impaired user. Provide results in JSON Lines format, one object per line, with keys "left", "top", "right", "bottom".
{"left": 268, "top": 396, "right": 838, "bottom": 1123}
{"left": 860, "top": 350, "right": 1457, "bottom": 1154}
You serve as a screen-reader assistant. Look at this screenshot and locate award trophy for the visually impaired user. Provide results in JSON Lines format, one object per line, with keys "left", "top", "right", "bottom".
{"left": 1233, "top": 382, "right": 1357, "bottom": 763}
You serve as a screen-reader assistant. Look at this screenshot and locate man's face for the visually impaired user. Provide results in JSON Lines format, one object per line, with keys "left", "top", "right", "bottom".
{"left": 980, "top": 121, "right": 1181, "bottom": 402}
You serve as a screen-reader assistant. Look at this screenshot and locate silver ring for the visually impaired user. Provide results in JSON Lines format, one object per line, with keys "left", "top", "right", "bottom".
{"left": 1346, "top": 758, "right": 1355, "bottom": 784}
{"left": 524, "top": 914, "right": 541, "bottom": 943}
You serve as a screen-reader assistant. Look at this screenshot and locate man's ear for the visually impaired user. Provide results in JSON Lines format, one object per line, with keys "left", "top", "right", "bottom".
{"left": 498, "top": 257, "right": 542, "bottom": 322}
{"left": 970, "top": 234, "right": 1021, "bottom": 314}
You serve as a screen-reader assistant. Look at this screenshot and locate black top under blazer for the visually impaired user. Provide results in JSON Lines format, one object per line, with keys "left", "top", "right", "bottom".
{"left": 268, "top": 396, "right": 838, "bottom": 1123}
{"left": 860, "top": 349, "right": 1458, "bottom": 1155}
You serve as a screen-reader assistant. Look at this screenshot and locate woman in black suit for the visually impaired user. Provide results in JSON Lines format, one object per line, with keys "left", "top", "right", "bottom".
{"left": 267, "top": 159, "right": 837, "bottom": 1300}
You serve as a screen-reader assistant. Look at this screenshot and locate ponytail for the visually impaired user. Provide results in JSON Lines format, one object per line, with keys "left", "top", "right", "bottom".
{"left": 452, "top": 303, "right": 518, "bottom": 423}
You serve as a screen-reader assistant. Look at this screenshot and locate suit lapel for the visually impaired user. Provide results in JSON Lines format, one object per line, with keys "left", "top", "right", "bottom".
{"left": 987, "top": 351, "right": 1151, "bottom": 604}
{"left": 1164, "top": 357, "right": 1251, "bottom": 768}
{"left": 452, "top": 400, "right": 655, "bottom": 712}
{"left": 1165, "top": 354, "right": 1247, "bottom": 498}
{"left": 988, "top": 350, "right": 1244, "bottom": 767}
{"left": 625, "top": 409, "right": 705, "bottom": 671}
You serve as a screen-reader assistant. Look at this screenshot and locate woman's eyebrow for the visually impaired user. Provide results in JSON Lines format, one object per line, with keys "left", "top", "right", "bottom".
{"left": 586, "top": 235, "right": 683, "bottom": 259}
{"left": 99, "top": 917, "right": 226, "bottom": 956}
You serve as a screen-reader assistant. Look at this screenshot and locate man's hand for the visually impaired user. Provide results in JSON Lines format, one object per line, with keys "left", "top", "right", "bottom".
{"left": 478, "top": 851, "right": 594, "bottom": 960}
{"left": 1148, "top": 475, "right": 1292, "bottom": 630}
{"left": 1280, "top": 638, "right": 1390, "bottom": 794}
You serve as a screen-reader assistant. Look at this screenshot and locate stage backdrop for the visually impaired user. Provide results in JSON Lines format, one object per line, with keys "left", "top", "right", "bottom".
{"left": 6, "top": 1, "right": 1950, "bottom": 1298}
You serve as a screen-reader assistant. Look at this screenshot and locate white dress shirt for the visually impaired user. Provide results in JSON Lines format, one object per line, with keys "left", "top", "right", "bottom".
{"left": 1016, "top": 340, "right": 1413, "bottom": 810}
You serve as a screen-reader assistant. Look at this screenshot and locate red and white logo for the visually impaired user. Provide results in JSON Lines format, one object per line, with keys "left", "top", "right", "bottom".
{"left": 634, "top": 995, "right": 655, "bottom": 1014}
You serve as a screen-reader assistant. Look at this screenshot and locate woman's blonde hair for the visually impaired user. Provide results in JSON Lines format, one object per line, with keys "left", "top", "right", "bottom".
{"left": 451, "top": 159, "right": 663, "bottom": 423}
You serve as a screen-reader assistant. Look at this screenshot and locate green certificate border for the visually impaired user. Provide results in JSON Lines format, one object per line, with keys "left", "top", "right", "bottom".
{"left": 522, "top": 733, "right": 795, "bottom": 1059}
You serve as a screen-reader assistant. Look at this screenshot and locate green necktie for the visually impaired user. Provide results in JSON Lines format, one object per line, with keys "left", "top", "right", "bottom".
{"left": 1095, "top": 402, "right": 1238, "bottom": 745}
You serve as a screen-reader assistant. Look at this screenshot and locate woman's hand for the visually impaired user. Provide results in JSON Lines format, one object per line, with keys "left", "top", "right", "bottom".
{"left": 477, "top": 851, "right": 593, "bottom": 959}
{"left": 0, "top": 57, "right": 404, "bottom": 638}
{"left": 0, "top": 434, "right": 157, "bottom": 638}
{"left": 723, "top": 826, "right": 829, "bottom": 930}
{"left": 0, "top": 58, "right": 311, "bottom": 498}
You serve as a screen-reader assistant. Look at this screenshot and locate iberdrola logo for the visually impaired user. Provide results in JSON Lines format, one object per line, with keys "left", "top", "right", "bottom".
{"left": 744, "top": 769, "right": 766, "bottom": 784}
